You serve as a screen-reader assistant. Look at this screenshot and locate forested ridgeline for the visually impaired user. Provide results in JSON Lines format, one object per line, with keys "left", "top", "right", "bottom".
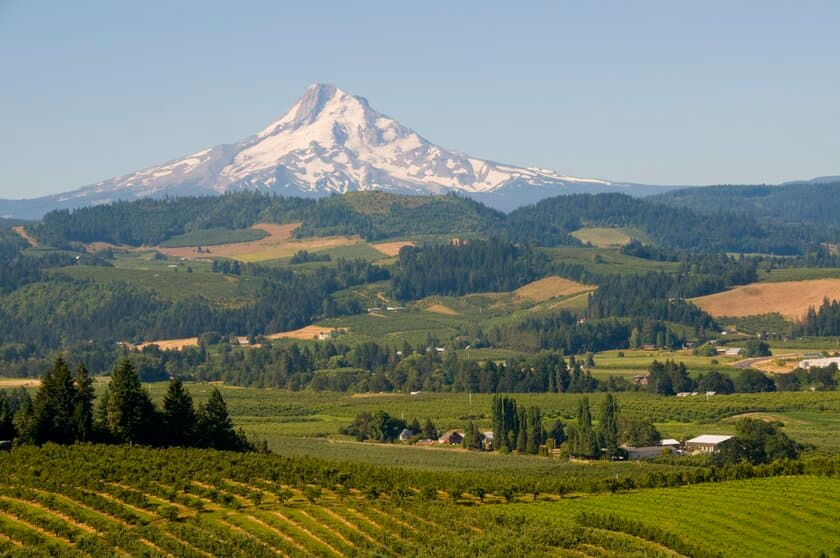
{"left": 653, "top": 180, "right": 840, "bottom": 226}
{"left": 26, "top": 189, "right": 840, "bottom": 256}
{"left": 507, "top": 192, "right": 837, "bottom": 254}
{"left": 0, "top": 256, "right": 383, "bottom": 356}
{"left": 28, "top": 191, "right": 511, "bottom": 247}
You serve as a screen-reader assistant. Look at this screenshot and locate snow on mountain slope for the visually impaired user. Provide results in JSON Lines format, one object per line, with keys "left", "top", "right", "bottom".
{"left": 1, "top": 83, "right": 648, "bottom": 218}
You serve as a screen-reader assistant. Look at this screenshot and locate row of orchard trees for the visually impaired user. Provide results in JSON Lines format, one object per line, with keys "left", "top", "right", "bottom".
{"left": 0, "top": 358, "right": 254, "bottom": 451}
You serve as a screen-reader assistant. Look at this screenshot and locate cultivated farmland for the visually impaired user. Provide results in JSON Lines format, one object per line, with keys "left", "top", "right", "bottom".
{"left": 691, "top": 279, "right": 840, "bottom": 319}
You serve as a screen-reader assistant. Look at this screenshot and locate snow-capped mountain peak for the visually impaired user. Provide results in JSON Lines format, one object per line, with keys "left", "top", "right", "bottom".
{"left": 2, "top": 83, "right": 636, "bottom": 217}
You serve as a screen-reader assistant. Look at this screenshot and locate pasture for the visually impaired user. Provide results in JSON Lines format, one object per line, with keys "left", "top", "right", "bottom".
{"left": 570, "top": 226, "right": 636, "bottom": 248}
{"left": 691, "top": 278, "right": 840, "bottom": 320}
{"left": 158, "top": 227, "right": 267, "bottom": 248}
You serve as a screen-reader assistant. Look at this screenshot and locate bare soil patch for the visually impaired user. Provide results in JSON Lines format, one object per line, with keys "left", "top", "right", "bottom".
{"left": 265, "top": 325, "right": 346, "bottom": 341}
{"left": 132, "top": 337, "right": 199, "bottom": 351}
{"left": 691, "top": 279, "right": 840, "bottom": 320}
{"left": 12, "top": 226, "right": 37, "bottom": 247}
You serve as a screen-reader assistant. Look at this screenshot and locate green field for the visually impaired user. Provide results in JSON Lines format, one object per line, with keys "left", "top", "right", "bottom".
{"left": 158, "top": 227, "right": 267, "bottom": 248}
{"left": 500, "top": 475, "right": 840, "bottom": 557}
{"left": 570, "top": 226, "right": 648, "bottom": 248}
{"left": 135, "top": 383, "right": 840, "bottom": 456}
{"left": 759, "top": 267, "right": 840, "bottom": 282}
{"left": 50, "top": 262, "right": 256, "bottom": 303}
{"left": 541, "top": 246, "right": 681, "bottom": 275}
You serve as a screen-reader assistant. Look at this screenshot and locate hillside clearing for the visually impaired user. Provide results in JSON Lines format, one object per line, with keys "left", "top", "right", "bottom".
{"left": 371, "top": 240, "right": 414, "bottom": 257}
{"left": 11, "top": 226, "right": 37, "bottom": 247}
{"left": 425, "top": 303, "right": 459, "bottom": 315}
{"left": 514, "top": 276, "right": 596, "bottom": 303}
{"left": 265, "top": 325, "right": 345, "bottom": 341}
{"left": 691, "top": 279, "right": 840, "bottom": 320}
{"left": 570, "top": 227, "right": 633, "bottom": 248}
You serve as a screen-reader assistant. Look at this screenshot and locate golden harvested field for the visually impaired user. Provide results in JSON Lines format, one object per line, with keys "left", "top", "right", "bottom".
{"left": 152, "top": 222, "right": 365, "bottom": 263}
{"left": 132, "top": 337, "right": 199, "bottom": 351}
{"left": 691, "top": 279, "right": 840, "bottom": 319}
{"left": 0, "top": 377, "right": 42, "bottom": 388}
{"left": 154, "top": 223, "right": 302, "bottom": 260}
{"left": 513, "top": 276, "right": 596, "bottom": 303}
{"left": 425, "top": 303, "right": 459, "bottom": 315}
{"left": 265, "top": 325, "right": 346, "bottom": 340}
{"left": 371, "top": 240, "right": 414, "bottom": 256}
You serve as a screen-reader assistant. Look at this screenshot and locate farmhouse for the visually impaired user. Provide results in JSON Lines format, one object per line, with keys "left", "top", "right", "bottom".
{"left": 438, "top": 431, "right": 463, "bottom": 445}
{"left": 685, "top": 435, "right": 733, "bottom": 453}
{"left": 660, "top": 439, "right": 681, "bottom": 448}
{"left": 798, "top": 356, "right": 840, "bottom": 369}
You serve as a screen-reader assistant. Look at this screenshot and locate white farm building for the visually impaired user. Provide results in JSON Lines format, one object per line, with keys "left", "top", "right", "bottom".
{"left": 798, "top": 357, "right": 840, "bottom": 369}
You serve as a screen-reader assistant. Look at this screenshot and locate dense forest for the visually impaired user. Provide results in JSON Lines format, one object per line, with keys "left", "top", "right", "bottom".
{"left": 653, "top": 181, "right": 840, "bottom": 227}
{"left": 507, "top": 193, "right": 836, "bottom": 254}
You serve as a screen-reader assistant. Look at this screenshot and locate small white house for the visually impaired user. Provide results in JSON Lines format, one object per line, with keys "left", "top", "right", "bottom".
{"left": 660, "top": 439, "right": 681, "bottom": 448}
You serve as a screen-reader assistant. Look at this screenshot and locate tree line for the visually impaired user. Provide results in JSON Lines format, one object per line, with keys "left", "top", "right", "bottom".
{"left": 0, "top": 358, "right": 255, "bottom": 451}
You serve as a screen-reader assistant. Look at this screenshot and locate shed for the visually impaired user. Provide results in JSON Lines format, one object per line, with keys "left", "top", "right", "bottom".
{"left": 685, "top": 434, "right": 733, "bottom": 453}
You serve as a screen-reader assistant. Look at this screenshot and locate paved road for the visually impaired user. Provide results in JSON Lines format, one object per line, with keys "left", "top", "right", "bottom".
{"left": 731, "top": 353, "right": 803, "bottom": 369}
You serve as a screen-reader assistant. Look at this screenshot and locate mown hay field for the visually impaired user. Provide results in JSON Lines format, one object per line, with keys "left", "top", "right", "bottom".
{"left": 691, "top": 279, "right": 840, "bottom": 319}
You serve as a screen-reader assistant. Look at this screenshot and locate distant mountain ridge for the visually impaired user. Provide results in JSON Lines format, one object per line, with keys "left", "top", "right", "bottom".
{"left": 1, "top": 83, "right": 664, "bottom": 218}
{"left": 652, "top": 180, "right": 840, "bottom": 226}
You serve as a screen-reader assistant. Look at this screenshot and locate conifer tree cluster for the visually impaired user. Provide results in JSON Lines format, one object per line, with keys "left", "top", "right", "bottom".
{"left": 490, "top": 395, "right": 547, "bottom": 454}
{"left": 2, "top": 358, "right": 254, "bottom": 452}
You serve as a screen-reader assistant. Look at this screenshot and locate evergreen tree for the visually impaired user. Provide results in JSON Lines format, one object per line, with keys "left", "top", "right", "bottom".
{"left": 571, "top": 397, "right": 600, "bottom": 458}
{"left": 0, "top": 392, "right": 14, "bottom": 440}
{"left": 12, "top": 391, "right": 35, "bottom": 445}
{"left": 72, "top": 363, "right": 95, "bottom": 442}
{"left": 422, "top": 418, "right": 438, "bottom": 440}
{"left": 462, "top": 422, "right": 484, "bottom": 450}
{"left": 104, "top": 359, "right": 157, "bottom": 445}
{"left": 162, "top": 378, "right": 196, "bottom": 446}
{"left": 31, "top": 358, "right": 78, "bottom": 444}
{"left": 196, "top": 388, "right": 244, "bottom": 450}
{"left": 599, "top": 393, "right": 620, "bottom": 459}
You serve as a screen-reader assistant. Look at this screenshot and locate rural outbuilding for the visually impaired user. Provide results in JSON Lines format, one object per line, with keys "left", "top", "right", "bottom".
{"left": 685, "top": 435, "right": 733, "bottom": 453}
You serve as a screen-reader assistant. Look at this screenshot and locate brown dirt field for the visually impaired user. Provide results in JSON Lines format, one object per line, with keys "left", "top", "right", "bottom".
{"left": 12, "top": 226, "right": 37, "bottom": 247}
{"left": 265, "top": 325, "right": 346, "bottom": 340}
{"left": 152, "top": 222, "right": 303, "bottom": 260}
{"left": 133, "top": 337, "right": 199, "bottom": 351}
{"left": 371, "top": 240, "right": 415, "bottom": 257}
{"left": 691, "top": 279, "right": 840, "bottom": 319}
{"left": 425, "top": 303, "right": 459, "bottom": 315}
{"left": 514, "top": 276, "right": 596, "bottom": 303}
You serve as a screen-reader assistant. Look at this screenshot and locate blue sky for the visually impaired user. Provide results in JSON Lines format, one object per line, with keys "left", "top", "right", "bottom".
{"left": 1, "top": 0, "right": 838, "bottom": 198}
